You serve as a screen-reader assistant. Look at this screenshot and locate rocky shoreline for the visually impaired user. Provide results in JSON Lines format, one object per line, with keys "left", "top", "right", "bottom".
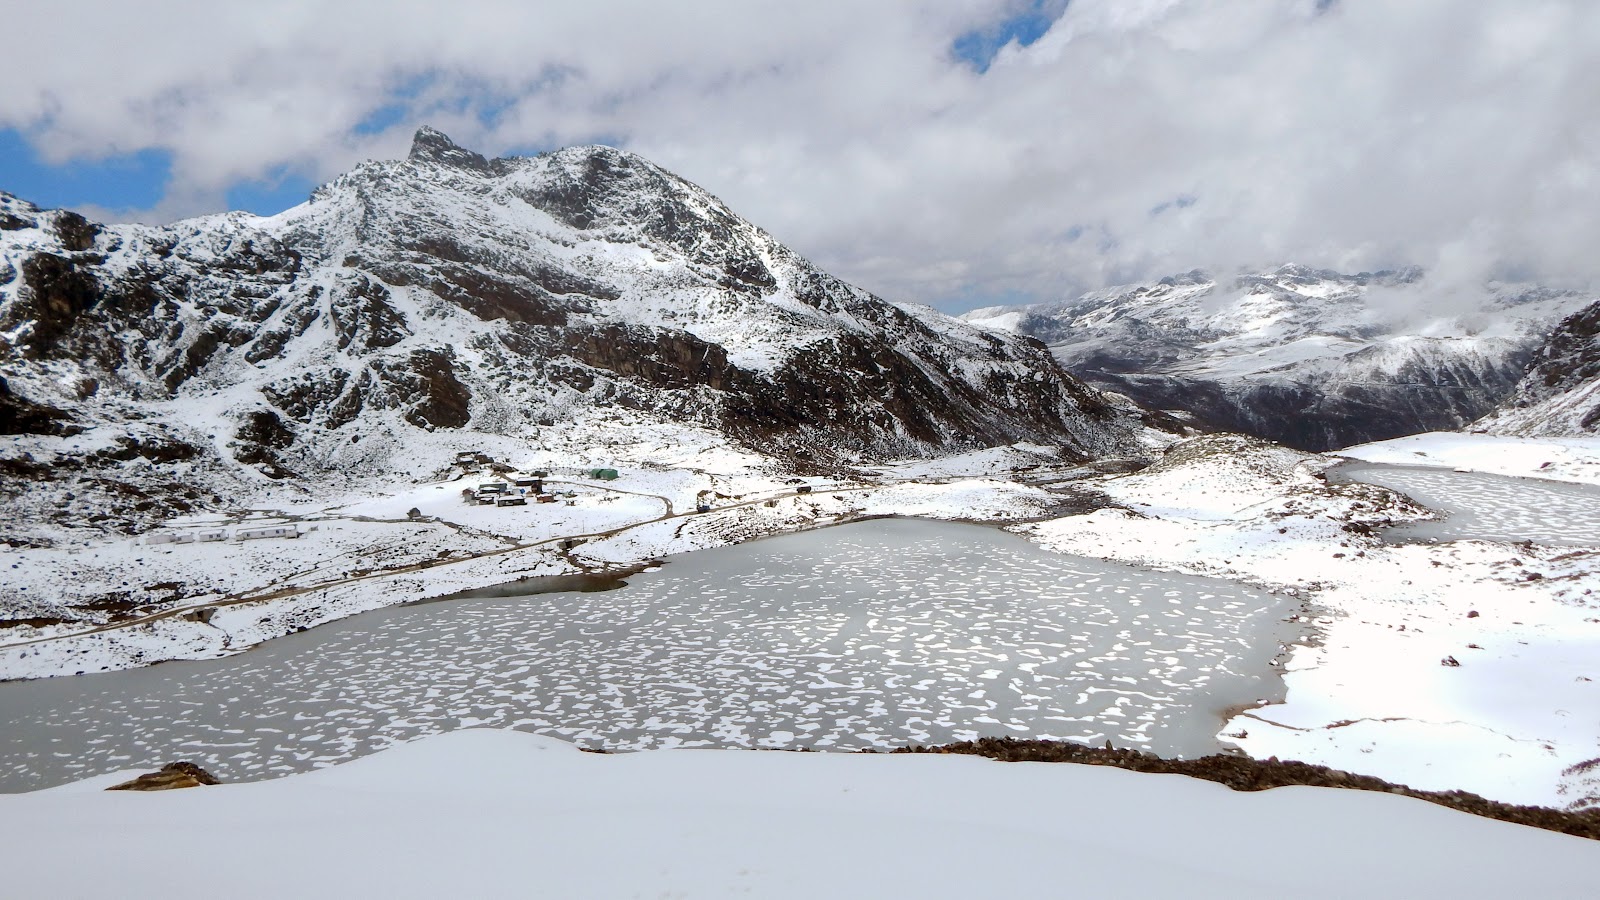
{"left": 894, "top": 736, "right": 1600, "bottom": 841}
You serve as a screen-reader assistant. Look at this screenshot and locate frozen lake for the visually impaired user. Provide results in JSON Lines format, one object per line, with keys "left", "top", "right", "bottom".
{"left": 0, "top": 519, "right": 1298, "bottom": 791}
{"left": 1333, "top": 462, "right": 1600, "bottom": 547}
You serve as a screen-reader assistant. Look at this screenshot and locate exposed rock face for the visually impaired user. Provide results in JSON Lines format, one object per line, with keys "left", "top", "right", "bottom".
{"left": 9, "top": 252, "right": 104, "bottom": 360}
{"left": 1478, "top": 299, "right": 1600, "bottom": 435}
{"left": 0, "top": 376, "right": 71, "bottom": 435}
{"left": 0, "top": 136, "right": 1145, "bottom": 543}
{"left": 964, "top": 266, "right": 1590, "bottom": 451}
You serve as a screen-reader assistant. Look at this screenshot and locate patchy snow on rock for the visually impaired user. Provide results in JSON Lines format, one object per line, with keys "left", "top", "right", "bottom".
{"left": 1477, "top": 299, "right": 1600, "bottom": 437}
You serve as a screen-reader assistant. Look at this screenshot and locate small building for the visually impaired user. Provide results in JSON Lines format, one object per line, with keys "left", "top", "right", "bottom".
{"left": 195, "top": 529, "right": 229, "bottom": 543}
{"left": 145, "top": 533, "right": 179, "bottom": 545}
{"left": 495, "top": 494, "right": 527, "bottom": 507}
{"left": 588, "top": 468, "right": 619, "bottom": 481}
{"left": 536, "top": 493, "right": 558, "bottom": 503}
{"left": 237, "top": 525, "right": 299, "bottom": 541}
{"left": 512, "top": 477, "right": 544, "bottom": 493}
{"left": 477, "top": 482, "right": 509, "bottom": 494}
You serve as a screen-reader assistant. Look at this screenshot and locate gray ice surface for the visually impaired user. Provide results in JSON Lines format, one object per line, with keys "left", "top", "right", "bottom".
{"left": 1333, "top": 462, "right": 1600, "bottom": 547}
{"left": 0, "top": 519, "right": 1297, "bottom": 791}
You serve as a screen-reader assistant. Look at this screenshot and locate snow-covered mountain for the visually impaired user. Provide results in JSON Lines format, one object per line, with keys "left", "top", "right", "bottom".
{"left": 963, "top": 266, "right": 1591, "bottom": 451}
{"left": 0, "top": 128, "right": 1145, "bottom": 545}
{"left": 1478, "top": 298, "right": 1600, "bottom": 435}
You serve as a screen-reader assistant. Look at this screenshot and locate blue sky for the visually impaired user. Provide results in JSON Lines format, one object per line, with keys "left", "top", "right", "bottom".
{"left": 0, "top": 129, "right": 173, "bottom": 212}
{"left": 3, "top": 3, "right": 1066, "bottom": 221}
{"left": 1, "top": 1, "right": 1593, "bottom": 313}
{"left": 952, "top": 0, "right": 1063, "bottom": 72}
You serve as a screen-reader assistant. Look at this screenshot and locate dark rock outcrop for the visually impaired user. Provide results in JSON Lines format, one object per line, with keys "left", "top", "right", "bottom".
{"left": 0, "top": 377, "right": 71, "bottom": 435}
{"left": 9, "top": 253, "right": 103, "bottom": 358}
{"left": 106, "top": 761, "right": 221, "bottom": 792}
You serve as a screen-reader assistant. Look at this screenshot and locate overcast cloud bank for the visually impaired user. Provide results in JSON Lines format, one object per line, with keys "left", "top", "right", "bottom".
{"left": 3, "top": 0, "right": 1595, "bottom": 311}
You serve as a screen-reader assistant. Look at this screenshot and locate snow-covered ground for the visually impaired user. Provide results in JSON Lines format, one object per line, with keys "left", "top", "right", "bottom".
{"left": 0, "top": 427, "right": 1075, "bottom": 681}
{"left": 1338, "top": 431, "right": 1600, "bottom": 486}
{"left": 5, "top": 428, "right": 1600, "bottom": 815}
{"left": 1, "top": 729, "right": 1594, "bottom": 899}
{"left": 1022, "top": 435, "right": 1600, "bottom": 808}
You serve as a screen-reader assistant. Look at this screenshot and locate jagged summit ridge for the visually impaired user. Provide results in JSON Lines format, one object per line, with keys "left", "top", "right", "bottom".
{"left": 0, "top": 128, "right": 1147, "bottom": 542}
{"left": 407, "top": 125, "right": 494, "bottom": 171}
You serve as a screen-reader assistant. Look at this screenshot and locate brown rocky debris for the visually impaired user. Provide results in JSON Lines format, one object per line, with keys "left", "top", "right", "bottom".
{"left": 106, "top": 761, "right": 222, "bottom": 792}
{"left": 892, "top": 736, "right": 1600, "bottom": 841}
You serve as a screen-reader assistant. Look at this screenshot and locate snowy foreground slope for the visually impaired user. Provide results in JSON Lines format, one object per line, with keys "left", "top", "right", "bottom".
{"left": 963, "top": 266, "right": 1593, "bottom": 451}
{"left": 2, "top": 729, "right": 1595, "bottom": 899}
{"left": 5, "top": 430, "right": 1597, "bottom": 816}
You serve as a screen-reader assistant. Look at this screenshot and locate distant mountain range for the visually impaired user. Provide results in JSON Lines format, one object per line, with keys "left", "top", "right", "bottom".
{"left": 0, "top": 128, "right": 1146, "bottom": 545}
{"left": 963, "top": 265, "right": 1597, "bottom": 450}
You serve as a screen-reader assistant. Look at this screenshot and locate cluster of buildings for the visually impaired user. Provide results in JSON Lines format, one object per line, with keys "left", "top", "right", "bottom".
{"left": 145, "top": 524, "right": 301, "bottom": 545}
{"left": 455, "top": 452, "right": 625, "bottom": 510}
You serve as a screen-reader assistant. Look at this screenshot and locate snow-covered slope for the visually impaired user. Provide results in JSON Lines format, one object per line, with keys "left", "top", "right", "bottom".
{"left": 0, "top": 129, "right": 1145, "bottom": 546}
{"left": 4, "top": 729, "right": 1596, "bottom": 899}
{"left": 1479, "top": 299, "right": 1600, "bottom": 435}
{"left": 1022, "top": 434, "right": 1600, "bottom": 808}
{"left": 1339, "top": 432, "right": 1600, "bottom": 486}
{"left": 964, "top": 265, "right": 1591, "bottom": 451}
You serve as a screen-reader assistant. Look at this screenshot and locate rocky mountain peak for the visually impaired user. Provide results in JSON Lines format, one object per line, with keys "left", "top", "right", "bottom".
{"left": 0, "top": 134, "right": 1150, "bottom": 544}
{"left": 407, "top": 125, "right": 492, "bottom": 172}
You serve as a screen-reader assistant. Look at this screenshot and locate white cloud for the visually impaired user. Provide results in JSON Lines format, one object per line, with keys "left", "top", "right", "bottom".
{"left": 2, "top": 0, "right": 1596, "bottom": 311}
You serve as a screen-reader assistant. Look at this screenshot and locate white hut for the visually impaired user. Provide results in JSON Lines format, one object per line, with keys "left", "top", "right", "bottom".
{"left": 236, "top": 525, "right": 299, "bottom": 541}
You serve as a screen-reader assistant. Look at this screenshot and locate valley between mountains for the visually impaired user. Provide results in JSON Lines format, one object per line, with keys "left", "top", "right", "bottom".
{"left": 2, "top": 129, "right": 1598, "bottom": 831}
